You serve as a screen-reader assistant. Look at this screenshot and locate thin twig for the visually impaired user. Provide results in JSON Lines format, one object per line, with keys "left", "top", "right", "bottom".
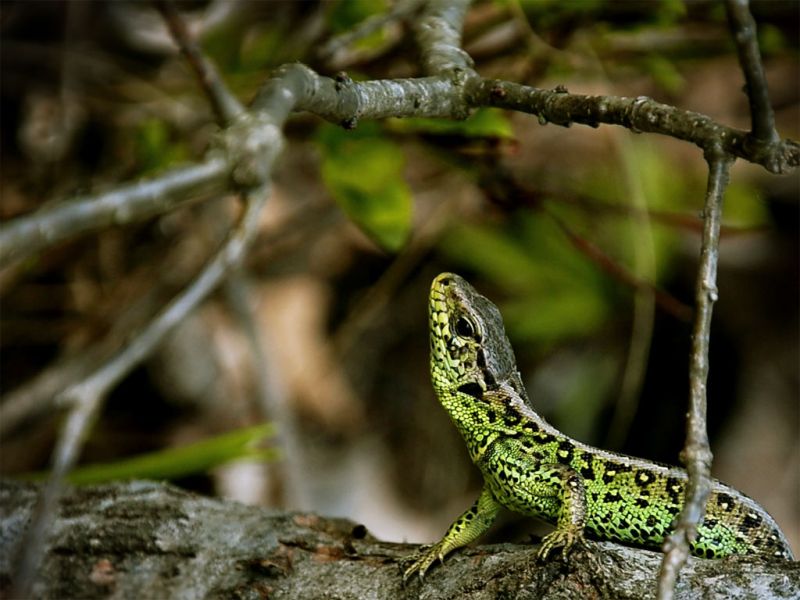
{"left": 0, "top": 158, "right": 229, "bottom": 267}
{"left": 724, "top": 0, "right": 778, "bottom": 143}
{"left": 155, "top": 0, "right": 244, "bottom": 126}
{"left": 11, "top": 185, "right": 270, "bottom": 598}
{"left": 223, "top": 273, "right": 306, "bottom": 508}
{"left": 318, "top": 0, "right": 424, "bottom": 63}
{"left": 546, "top": 208, "right": 692, "bottom": 322}
{"left": 656, "top": 153, "right": 733, "bottom": 600}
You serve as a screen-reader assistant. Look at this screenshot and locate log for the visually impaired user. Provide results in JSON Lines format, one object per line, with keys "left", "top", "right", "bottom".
{"left": 1, "top": 480, "right": 797, "bottom": 599}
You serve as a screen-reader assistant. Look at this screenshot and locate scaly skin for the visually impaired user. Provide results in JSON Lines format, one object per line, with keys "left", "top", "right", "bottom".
{"left": 403, "top": 272, "right": 794, "bottom": 580}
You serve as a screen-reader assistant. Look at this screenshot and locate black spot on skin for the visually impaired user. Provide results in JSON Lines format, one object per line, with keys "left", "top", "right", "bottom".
{"left": 486, "top": 410, "right": 497, "bottom": 423}
{"left": 476, "top": 350, "right": 486, "bottom": 368}
{"left": 665, "top": 477, "right": 683, "bottom": 502}
{"left": 743, "top": 513, "right": 762, "bottom": 529}
{"left": 635, "top": 497, "right": 650, "bottom": 509}
{"left": 602, "top": 471, "right": 616, "bottom": 484}
{"left": 716, "top": 493, "right": 734, "bottom": 510}
{"left": 646, "top": 515, "right": 657, "bottom": 527}
{"left": 704, "top": 548, "right": 715, "bottom": 559}
{"left": 618, "top": 518, "right": 630, "bottom": 529}
{"left": 458, "top": 382, "right": 483, "bottom": 399}
{"left": 579, "top": 464, "right": 595, "bottom": 479}
{"left": 503, "top": 405, "right": 520, "bottom": 425}
{"left": 556, "top": 440, "right": 574, "bottom": 463}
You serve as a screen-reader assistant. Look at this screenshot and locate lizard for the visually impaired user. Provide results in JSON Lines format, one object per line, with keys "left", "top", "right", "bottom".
{"left": 403, "top": 272, "right": 794, "bottom": 579}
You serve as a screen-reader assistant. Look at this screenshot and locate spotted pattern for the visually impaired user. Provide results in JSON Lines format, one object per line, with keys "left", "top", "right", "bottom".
{"left": 404, "top": 273, "right": 794, "bottom": 581}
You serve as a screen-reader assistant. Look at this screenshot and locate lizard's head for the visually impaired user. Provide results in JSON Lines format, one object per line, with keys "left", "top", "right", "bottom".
{"left": 429, "top": 273, "right": 518, "bottom": 399}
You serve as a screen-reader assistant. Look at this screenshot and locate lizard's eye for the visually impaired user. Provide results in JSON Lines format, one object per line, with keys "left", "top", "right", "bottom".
{"left": 454, "top": 316, "right": 475, "bottom": 339}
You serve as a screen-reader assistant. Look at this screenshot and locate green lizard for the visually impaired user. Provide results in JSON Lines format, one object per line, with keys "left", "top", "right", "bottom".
{"left": 403, "top": 272, "right": 794, "bottom": 579}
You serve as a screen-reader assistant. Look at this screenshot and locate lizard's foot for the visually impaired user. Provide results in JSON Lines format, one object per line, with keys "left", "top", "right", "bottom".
{"left": 401, "top": 543, "right": 445, "bottom": 581}
{"left": 537, "top": 527, "right": 585, "bottom": 561}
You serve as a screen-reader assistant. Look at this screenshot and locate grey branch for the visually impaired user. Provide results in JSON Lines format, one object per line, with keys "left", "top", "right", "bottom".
{"left": 415, "top": 0, "right": 475, "bottom": 75}
{"left": 470, "top": 79, "right": 798, "bottom": 174}
{"left": 0, "top": 158, "right": 229, "bottom": 267}
{"left": 1, "top": 480, "right": 798, "bottom": 600}
{"left": 3, "top": 40, "right": 797, "bottom": 268}
{"left": 656, "top": 154, "right": 734, "bottom": 600}
{"left": 724, "top": 0, "right": 779, "bottom": 143}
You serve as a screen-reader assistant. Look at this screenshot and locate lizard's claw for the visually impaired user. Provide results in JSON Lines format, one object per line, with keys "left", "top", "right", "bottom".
{"left": 537, "top": 527, "right": 585, "bottom": 561}
{"left": 401, "top": 543, "right": 445, "bottom": 582}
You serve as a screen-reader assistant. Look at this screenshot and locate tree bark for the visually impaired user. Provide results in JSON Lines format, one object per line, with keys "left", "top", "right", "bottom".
{"left": 0, "top": 480, "right": 796, "bottom": 599}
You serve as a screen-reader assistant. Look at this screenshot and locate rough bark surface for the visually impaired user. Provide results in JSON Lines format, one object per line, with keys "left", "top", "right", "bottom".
{"left": 1, "top": 480, "right": 797, "bottom": 599}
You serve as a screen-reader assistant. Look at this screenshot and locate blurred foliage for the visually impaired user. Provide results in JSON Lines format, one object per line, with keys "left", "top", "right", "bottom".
{"left": 317, "top": 122, "right": 413, "bottom": 251}
{"left": 21, "top": 424, "right": 276, "bottom": 485}
{"left": 328, "top": 0, "right": 390, "bottom": 34}
{"left": 512, "top": 0, "right": 687, "bottom": 30}
{"left": 439, "top": 213, "right": 614, "bottom": 347}
{"left": 134, "top": 118, "right": 189, "bottom": 174}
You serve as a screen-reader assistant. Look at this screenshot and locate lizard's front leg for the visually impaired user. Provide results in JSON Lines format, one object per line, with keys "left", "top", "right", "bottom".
{"left": 534, "top": 463, "right": 588, "bottom": 560}
{"left": 402, "top": 485, "right": 501, "bottom": 580}
{"left": 485, "top": 443, "right": 589, "bottom": 561}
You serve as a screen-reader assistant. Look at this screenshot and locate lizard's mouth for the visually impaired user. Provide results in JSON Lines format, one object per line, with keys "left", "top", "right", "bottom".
{"left": 428, "top": 273, "right": 453, "bottom": 367}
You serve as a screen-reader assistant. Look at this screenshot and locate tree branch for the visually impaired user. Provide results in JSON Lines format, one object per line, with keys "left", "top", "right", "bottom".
{"left": 471, "top": 79, "right": 798, "bottom": 174}
{"left": 657, "top": 153, "right": 734, "bottom": 600}
{"left": 3, "top": 68, "right": 797, "bottom": 268}
{"left": 414, "top": 0, "right": 475, "bottom": 76}
{"left": 155, "top": 0, "right": 244, "bottom": 125}
{"left": 724, "top": 0, "right": 779, "bottom": 143}
{"left": 2, "top": 480, "right": 798, "bottom": 599}
{"left": 0, "top": 158, "right": 229, "bottom": 267}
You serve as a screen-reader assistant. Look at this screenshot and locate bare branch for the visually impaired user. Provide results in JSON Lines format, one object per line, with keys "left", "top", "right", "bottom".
{"left": 415, "top": 0, "right": 475, "bottom": 76}
{"left": 4, "top": 63, "right": 797, "bottom": 269}
{"left": 472, "top": 80, "right": 798, "bottom": 174}
{"left": 724, "top": 0, "right": 779, "bottom": 143}
{"left": 222, "top": 273, "right": 307, "bottom": 508}
{"left": 155, "top": 0, "right": 244, "bottom": 125}
{"left": 11, "top": 185, "right": 269, "bottom": 598}
{"left": 0, "top": 158, "right": 229, "bottom": 267}
{"left": 546, "top": 208, "right": 692, "bottom": 322}
{"left": 657, "top": 153, "right": 734, "bottom": 600}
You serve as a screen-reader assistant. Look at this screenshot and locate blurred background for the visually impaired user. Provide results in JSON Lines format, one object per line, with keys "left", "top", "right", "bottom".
{"left": 1, "top": 0, "right": 798, "bottom": 555}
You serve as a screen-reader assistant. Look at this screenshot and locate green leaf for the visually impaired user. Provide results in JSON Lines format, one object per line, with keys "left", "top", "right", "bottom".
{"left": 19, "top": 423, "right": 276, "bottom": 485}
{"left": 389, "top": 108, "right": 514, "bottom": 139}
{"left": 318, "top": 124, "right": 412, "bottom": 251}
